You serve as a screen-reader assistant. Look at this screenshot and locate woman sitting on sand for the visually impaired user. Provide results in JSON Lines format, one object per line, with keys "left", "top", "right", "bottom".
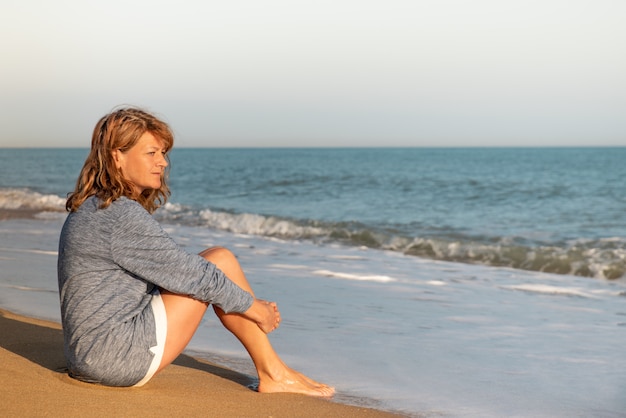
{"left": 57, "top": 107, "right": 333, "bottom": 396}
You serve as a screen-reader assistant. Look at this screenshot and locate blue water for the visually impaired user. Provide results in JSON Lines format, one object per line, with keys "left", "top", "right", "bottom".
{"left": 2, "top": 147, "right": 625, "bottom": 279}
{"left": 2, "top": 148, "right": 626, "bottom": 416}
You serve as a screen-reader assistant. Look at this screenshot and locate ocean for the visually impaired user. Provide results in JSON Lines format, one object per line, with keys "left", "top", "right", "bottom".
{"left": 1, "top": 147, "right": 625, "bottom": 417}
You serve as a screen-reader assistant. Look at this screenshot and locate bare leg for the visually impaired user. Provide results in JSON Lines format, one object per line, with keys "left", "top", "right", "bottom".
{"left": 158, "top": 247, "right": 334, "bottom": 397}
{"left": 157, "top": 291, "right": 208, "bottom": 372}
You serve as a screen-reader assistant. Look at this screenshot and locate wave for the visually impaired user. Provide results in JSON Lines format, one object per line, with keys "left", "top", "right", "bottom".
{"left": 156, "top": 202, "right": 626, "bottom": 281}
{"left": 0, "top": 188, "right": 65, "bottom": 212}
{"left": 2, "top": 189, "right": 623, "bottom": 281}
{"left": 400, "top": 236, "right": 626, "bottom": 280}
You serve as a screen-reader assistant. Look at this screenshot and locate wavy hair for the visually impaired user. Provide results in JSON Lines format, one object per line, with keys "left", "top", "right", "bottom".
{"left": 66, "top": 107, "right": 174, "bottom": 213}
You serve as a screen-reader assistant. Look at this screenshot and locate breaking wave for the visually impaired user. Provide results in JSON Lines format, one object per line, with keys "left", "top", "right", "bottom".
{"left": 0, "top": 188, "right": 65, "bottom": 212}
{"left": 2, "top": 188, "right": 623, "bottom": 281}
{"left": 156, "top": 202, "right": 626, "bottom": 280}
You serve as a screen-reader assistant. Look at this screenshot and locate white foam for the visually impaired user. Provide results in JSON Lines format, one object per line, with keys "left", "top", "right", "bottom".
{"left": 502, "top": 284, "right": 596, "bottom": 298}
{"left": 0, "top": 188, "right": 64, "bottom": 211}
{"left": 161, "top": 202, "right": 185, "bottom": 212}
{"left": 312, "top": 269, "right": 396, "bottom": 283}
{"left": 268, "top": 263, "right": 309, "bottom": 270}
{"left": 198, "top": 209, "right": 325, "bottom": 238}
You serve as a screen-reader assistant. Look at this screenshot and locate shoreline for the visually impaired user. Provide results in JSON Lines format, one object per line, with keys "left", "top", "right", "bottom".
{"left": 0, "top": 309, "right": 407, "bottom": 417}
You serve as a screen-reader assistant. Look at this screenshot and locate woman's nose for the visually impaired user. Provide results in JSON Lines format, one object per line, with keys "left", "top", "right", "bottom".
{"left": 158, "top": 153, "right": 168, "bottom": 168}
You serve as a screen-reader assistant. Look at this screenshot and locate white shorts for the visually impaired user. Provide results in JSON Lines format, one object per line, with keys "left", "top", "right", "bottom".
{"left": 133, "top": 289, "right": 168, "bottom": 387}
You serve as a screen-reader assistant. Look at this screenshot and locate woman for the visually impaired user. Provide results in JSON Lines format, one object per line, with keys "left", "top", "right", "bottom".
{"left": 57, "top": 107, "right": 333, "bottom": 396}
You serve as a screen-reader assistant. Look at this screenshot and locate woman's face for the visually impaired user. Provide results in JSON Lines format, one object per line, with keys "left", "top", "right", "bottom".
{"left": 113, "top": 131, "right": 168, "bottom": 194}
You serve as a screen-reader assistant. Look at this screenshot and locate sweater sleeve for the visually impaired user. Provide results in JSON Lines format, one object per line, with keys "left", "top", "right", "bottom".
{"left": 110, "top": 199, "right": 253, "bottom": 314}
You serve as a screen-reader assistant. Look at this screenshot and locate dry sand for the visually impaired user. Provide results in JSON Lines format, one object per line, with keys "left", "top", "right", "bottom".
{"left": 0, "top": 309, "right": 404, "bottom": 417}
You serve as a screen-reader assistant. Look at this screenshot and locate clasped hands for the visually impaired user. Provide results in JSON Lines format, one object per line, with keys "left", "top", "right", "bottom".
{"left": 245, "top": 298, "right": 281, "bottom": 334}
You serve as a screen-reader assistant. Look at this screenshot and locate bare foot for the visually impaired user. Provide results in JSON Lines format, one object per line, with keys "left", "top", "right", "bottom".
{"left": 257, "top": 366, "right": 335, "bottom": 397}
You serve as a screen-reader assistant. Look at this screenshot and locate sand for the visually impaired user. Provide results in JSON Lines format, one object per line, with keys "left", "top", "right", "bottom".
{"left": 0, "top": 309, "right": 404, "bottom": 417}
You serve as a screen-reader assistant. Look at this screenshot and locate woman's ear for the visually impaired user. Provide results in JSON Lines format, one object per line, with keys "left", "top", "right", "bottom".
{"left": 112, "top": 149, "right": 124, "bottom": 170}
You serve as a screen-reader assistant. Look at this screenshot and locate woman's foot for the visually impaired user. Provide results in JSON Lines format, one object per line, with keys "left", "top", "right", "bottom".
{"left": 257, "top": 366, "right": 335, "bottom": 397}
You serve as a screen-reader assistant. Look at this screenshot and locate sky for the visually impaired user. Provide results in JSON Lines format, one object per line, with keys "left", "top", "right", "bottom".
{"left": 1, "top": 0, "right": 625, "bottom": 148}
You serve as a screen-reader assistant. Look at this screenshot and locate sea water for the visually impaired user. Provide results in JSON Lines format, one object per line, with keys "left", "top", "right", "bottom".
{"left": 1, "top": 148, "right": 625, "bottom": 417}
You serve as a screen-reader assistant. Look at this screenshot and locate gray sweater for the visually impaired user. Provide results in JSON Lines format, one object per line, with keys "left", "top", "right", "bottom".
{"left": 57, "top": 196, "right": 253, "bottom": 386}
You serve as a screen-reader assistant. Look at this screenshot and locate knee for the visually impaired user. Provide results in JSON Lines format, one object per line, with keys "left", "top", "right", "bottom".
{"left": 199, "top": 246, "right": 237, "bottom": 268}
{"left": 199, "top": 246, "right": 253, "bottom": 294}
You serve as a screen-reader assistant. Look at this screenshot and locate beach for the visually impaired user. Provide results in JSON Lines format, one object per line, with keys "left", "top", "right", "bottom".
{"left": 0, "top": 207, "right": 403, "bottom": 417}
{"left": 2, "top": 213, "right": 626, "bottom": 417}
{"left": 0, "top": 308, "right": 403, "bottom": 417}
{"left": 2, "top": 148, "right": 626, "bottom": 416}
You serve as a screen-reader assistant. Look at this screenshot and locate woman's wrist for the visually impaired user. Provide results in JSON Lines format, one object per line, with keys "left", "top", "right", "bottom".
{"left": 244, "top": 299, "right": 264, "bottom": 323}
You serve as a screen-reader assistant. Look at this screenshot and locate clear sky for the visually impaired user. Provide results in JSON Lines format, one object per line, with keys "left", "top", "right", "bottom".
{"left": 1, "top": 0, "right": 625, "bottom": 147}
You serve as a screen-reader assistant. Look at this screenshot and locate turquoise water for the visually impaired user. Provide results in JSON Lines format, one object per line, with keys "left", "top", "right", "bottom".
{"left": 2, "top": 147, "right": 625, "bottom": 279}
{"left": 1, "top": 147, "right": 626, "bottom": 416}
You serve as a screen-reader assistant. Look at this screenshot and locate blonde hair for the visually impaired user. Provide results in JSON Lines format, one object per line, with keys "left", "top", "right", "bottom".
{"left": 66, "top": 107, "right": 174, "bottom": 213}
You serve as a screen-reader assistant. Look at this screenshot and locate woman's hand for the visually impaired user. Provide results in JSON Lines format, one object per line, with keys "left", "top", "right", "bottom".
{"left": 244, "top": 298, "right": 281, "bottom": 333}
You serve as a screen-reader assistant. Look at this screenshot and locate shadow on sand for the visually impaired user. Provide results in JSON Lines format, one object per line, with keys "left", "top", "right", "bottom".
{"left": 0, "top": 310, "right": 253, "bottom": 388}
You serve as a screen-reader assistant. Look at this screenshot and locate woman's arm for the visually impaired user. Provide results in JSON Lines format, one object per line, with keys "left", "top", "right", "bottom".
{"left": 111, "top": 199, "right": 253, "bottom": 314}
